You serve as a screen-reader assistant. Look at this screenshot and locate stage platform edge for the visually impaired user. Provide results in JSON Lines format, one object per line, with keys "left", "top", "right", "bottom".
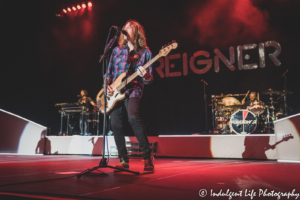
{"left": 46, "top": 134, "right": 278, "bottom": 160}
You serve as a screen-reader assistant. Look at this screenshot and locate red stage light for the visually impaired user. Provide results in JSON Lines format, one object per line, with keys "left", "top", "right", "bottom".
{"left": 82, "top": 3, "right": 86, "bottom": 8}
{"left": 67, "top": 7, "right": 71, "bottom": 12}
{"left": 88, "top": 2, "right": 92, "bottom": 7}
{"left": 77, "top": 5, "right": 81, "bottom": 9}
{"left": 72, "top": 6, "right": 76, "bottom": 11}
{"left": 63, "top": 9, "right": 67, "bottom": 13}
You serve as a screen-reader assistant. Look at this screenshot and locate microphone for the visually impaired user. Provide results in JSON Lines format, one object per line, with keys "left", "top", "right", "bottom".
{"left": 282, "top": 69, "right": 288, "bottom": 77}
{"left": 112, "top": 26, "right": 128, "bottom": 36}
{"left": 201, "top": 79, "right": 208, "bottom": 86}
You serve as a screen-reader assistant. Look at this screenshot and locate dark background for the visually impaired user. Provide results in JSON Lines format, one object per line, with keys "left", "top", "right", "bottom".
{"left": 1, "top": 0, "right": 300, "bottom": 136}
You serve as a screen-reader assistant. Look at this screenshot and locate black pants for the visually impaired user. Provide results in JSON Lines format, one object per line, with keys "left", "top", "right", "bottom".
{"left": 110, "top": 97, "right": 151, "bottom": 161}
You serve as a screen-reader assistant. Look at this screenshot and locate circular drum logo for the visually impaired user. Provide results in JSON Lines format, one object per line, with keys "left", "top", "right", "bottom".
{"left": 229, "top": 109, "right": 257, "bottom": 134}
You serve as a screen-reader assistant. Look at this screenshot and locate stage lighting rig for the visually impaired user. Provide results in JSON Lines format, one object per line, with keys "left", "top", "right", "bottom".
{"left": 55, "top": 2, "right": 92, "bottom": 17}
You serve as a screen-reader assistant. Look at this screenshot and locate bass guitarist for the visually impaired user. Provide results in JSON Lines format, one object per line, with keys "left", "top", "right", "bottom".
{"left": 103, "top": 20, "right": 154, "bottom": 173}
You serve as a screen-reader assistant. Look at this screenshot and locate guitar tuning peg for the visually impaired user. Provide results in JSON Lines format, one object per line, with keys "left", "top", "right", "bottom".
{"left": 172, "top": 40, "right": 176, "bottom": 43}
{"left": 168, "top": 42, "right": 172, "bottom": 45}
{"left": 163, "top": 44, "right": 167, "bottom": 48}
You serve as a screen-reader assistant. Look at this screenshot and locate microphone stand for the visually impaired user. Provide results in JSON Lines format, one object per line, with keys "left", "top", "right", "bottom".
{"left": 202, "top": 79, "right": 208, "bottom": 133}
{"left": 77, "top": 29, "right": 139, "bottom": 178}
{"left": 211, "top": 97, "right": 216, "bottom": 134}
{"left": 283, "top": 70, "right": 288, "bottom": 116}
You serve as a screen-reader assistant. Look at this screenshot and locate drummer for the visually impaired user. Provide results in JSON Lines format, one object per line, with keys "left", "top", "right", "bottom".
{"left": 241, "top": 91, "right": 257, "bottom": 106}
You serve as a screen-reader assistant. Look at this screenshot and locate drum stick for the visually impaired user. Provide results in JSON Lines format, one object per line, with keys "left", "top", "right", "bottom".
{"left": 257, "top": 92, "right": 259, "bottom": 101}
{"left": 243, "top": 90, "right": 250, "bottom": 100}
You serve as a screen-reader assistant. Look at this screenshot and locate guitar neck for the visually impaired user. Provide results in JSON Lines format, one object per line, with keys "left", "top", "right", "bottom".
{"left": 117, "top": 54, "right": 160, "bottom": 91}
{"left": 274, "top": 140, "right": 284, "bottom": 146}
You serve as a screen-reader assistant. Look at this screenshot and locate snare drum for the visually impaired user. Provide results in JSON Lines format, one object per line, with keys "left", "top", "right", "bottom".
{"left": 216, "top": 117, "right": 229, "bottom": 129}
{"left": 250, "top": 100, "right": 265, "bottom": 115}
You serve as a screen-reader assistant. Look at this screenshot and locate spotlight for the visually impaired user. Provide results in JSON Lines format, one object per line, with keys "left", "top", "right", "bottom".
{"left": 72, "top": 6, "right": 76, "bottom": 11}
{"left": 88, "top": 2, "right": 92, "bottom": 7}
{"left": 77, "top": 5, "right": 81, "bottom": 9}
{"left": 63, "top": 9, "right": 67, "bottom": 13}
{"left": 67, "top": 7, "right": 71, "bottom": 12}
{"left": 82, "top": 3, "right": 86, "bottom": 8}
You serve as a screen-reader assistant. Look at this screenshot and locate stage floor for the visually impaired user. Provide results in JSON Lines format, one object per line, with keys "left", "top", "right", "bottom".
{"left": 0, "top": 155, "right": 299, "bottom": 200}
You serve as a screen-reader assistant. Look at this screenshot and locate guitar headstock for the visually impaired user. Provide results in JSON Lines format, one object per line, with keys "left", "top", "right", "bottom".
{"left": 159, "top": 41, "right": 178, "bottom": 58}
{"left": 282, "top": 134, "right": 294, "bottom": 141}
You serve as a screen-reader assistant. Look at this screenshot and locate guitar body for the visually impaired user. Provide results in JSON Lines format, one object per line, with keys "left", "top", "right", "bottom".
{"left": 96, "top": 72, "right": 127, "bottom": 114}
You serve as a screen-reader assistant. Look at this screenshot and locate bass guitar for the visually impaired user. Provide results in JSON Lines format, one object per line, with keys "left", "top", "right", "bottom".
{"left": 96, "top": 41, "right": 178, "bottom": 114}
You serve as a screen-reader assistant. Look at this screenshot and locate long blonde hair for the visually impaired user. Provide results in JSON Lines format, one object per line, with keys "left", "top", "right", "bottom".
{"left": 118, "top": 20, "right": 148, "bottom": 50}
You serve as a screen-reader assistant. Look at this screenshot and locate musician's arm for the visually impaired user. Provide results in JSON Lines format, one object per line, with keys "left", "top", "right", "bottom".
{"left": 89, "top": 97, "right": 96, "bottom": 106}
{"left": 143, "top": 50, "right": 153, "bottom": 84}
{"left": 241, "top": 99, "right": 245, "bottom": 105}
{"left": 103, "top": 48, "right": 115, "bottom": 86}
{"left": 88, "top": 97, "right": 99, "bottom": 109}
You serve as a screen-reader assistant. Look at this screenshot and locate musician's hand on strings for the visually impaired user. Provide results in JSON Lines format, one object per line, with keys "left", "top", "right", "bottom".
{"left": 137, "top": 66, "right": 149, "bottom": 78}
{"left": 106, "top": 85, "right": 114, "bottom": 97}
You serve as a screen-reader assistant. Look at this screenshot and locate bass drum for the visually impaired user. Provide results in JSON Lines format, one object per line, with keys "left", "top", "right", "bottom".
{"left": 229, "top": 109, "right": 257, "bottom": 135}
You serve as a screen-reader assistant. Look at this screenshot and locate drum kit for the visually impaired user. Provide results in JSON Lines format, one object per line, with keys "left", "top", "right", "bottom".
{"left": 211, "top": 89, "right": 292, "bottom": 135}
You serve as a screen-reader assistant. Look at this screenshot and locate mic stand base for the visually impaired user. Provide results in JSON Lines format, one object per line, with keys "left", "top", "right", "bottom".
{"left": 77, "top": 158, "right": 140, "bottom": 178}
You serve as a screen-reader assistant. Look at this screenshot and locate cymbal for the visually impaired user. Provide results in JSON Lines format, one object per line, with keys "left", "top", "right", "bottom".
{"left": 222, "top": 97, "right": 241, "bottom": 106}
{"left": 284, "top": 91, "right": 293, "bottom": 94}
{"left": 261, "top": 91, "right": 293, "bottom": 95}
{"left": 266, "top": 101, "right": 279, "bottom": 104}
{"left": 261, "top": 91, "right": 283, "bottom": 95}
